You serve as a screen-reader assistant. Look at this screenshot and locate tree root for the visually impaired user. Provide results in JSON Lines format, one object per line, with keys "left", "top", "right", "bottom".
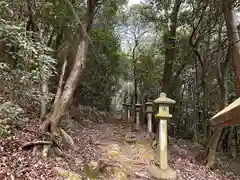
{"left": 99, "top": 157, "right": 148, "bottom": 166}
{"left": 53, "top": 147, "right": 83, "bottom": 164}
{"left": 22, "top": 140, "right": 52, "bottom": 150}
{"left": 94, "top": 138, "right": 126, "bottom": 146}
{"left": 54, "top": 167, "right": 82, "bottom": 180}
{"left": 59, "top": 128, "right": 74, "bottom": 146}
{"left": 99, "top": 158, "right": 123, "bottom": 169}
{"left": 22, "top": 135, "right": 83, "bottom": 166}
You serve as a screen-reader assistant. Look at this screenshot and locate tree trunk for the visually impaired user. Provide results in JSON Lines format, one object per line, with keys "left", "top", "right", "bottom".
{"left": 202, "top": 77, "right": 208, "bottom": 141}
{"left": 48, "top": 0, "right": 98, "bottom": 133}
{"left": 26, "top": 0, "right": 39, "bottom": 32}
{"left": 234, "top": 126, "right": 240, "bottom": 157}
{"left": 192, "top": 57, "right": 199, "bottom": 141}
{"left": 228, "top": 126, "right": 237, "bottom": 158}
{"left": 40, "top": 81, "right": 49, "bottom": 120}
{"left": 206, "top": 128, "right": 222, "bottom": 168}
{"left": 223, "top": 2, "right": 240, "bottom": 96}
{"left": 53, "top": 59, "right": 67, "bottom": 110}
{"left": 162, "top": 0, "right": 182, "bottom": 95}
{"left": 205, "top": 53, "right": 230, "bottom": 167}
{"left": 50, "top": 38, "right": 87, "bottom": 133}
{"left": 203, "top": 21, "right": 231, "bottom": 167}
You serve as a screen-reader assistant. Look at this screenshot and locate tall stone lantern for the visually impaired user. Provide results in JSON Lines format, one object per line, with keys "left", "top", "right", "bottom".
{"left": 135, "top": 102, "right": 141, "bottom": 129}
{"left": 125, "top": 97, "right": 132, "bottom": 122}
{"left": 145, "top": 101, "right": 153, "bottom": 133}
{"left": 149, "top": 93, "right": 176, "bottom": 180}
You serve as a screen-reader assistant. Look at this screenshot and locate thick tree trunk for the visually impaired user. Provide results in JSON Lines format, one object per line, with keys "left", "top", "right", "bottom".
{"left": 53, "top": 59, "right": 67, "bottom": 109}
{"left": 48, "top": 0, "right": 98, "bottom": 133}
{"left": 205, "top": 45, "right": 231, "bottom": 168}
{"left": 201, "top": 17, "right": 231, "bottom": 167}
{"left": 206, "top": 128, "right": 222, "bottom": 168}
{"left": 223, "top": 3, "right": 240, "bottom": 96}
{"left": 50, "top": 38, "right": 88, "bottom": 133}
{"left": 192, "top": 57, "right": 199, "bottom": 141}
{"left": 162, "top": 0, "right": 182, "bottom": 95}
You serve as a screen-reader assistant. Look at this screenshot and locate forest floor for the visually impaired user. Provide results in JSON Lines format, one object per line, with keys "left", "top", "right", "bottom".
{"left": 0, "top": 112, "right": 240, "bottom": 180}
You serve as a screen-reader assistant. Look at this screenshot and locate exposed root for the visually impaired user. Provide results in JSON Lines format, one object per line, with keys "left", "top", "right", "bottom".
{"left": 99, "top": 158, "right": 123, "bottom": 169}
{"left": 94, "top": 138, "right": 126, "bottom": 146}
{"left": 32, "top": 145, "right": 38, "bottom": 155}
{"left": 51, "top": 146, "right": 83, "bottom": 165}
{"left": 195, "top": 150, "right": 208, "bottom": 165}
{"left": 42, "top": 144, "right": 52, "bottom": 157}
{"left": 22, "top": 125, "right": 78, "bottom": 160}
{"left": 22, "top": 140, "right": 52, "bottom": 150}
{"left": 54, "top": 167, "right": 82, "bottom": 180}
{"left": 134, "top": 171, "right": 149, "bottom": 178}
{"left": 99, "top": 157, "right": 148, "bottom": 166}
{"left": 59, "top": 128, "right": 74, "bottom": 146}
{"left": 40, "top": 118, "right": 51, "bottom": 132}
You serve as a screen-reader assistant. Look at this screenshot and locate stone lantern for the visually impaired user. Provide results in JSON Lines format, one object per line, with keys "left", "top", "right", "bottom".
{"left": 121, "top": 102, "right": 127, "bottom": 120}
{"left": 148, "top": 93, "right": 176, "bottom": 180}
{"left": 135, "top": 102, "right": 141, "bottom": 129}
{"left": 145, "top": 101, "right": 153, "bottom": 133}
{"left": 125, "top": 97, "right": 132, "bottom": 122}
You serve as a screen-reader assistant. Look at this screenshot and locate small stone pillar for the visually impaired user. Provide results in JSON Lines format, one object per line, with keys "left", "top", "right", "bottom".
{"left": 121, "top": 103, "right": 127, "bottom": 120}
{"left": 148, "top": 93, "right": 176, "bottom": 180}
{"left": 135, "top": 102, "right": 141, "bottom": 129}
{"left": 125, "top": 103, "right": 132, "bottom": 122}
{"left": 145, "top": 101, "right": 153, "bottom": 133}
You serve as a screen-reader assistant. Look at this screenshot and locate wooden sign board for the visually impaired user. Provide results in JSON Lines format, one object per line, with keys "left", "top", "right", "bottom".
{"left": 210, "top": 97, "right": 240, "bottom": 127}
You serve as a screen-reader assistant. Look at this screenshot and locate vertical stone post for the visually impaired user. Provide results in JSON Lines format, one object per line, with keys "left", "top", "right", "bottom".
{"left": 145, "top": 101, "right": 153, "bottom": 133}
{"left": 148, "top": 93, "right": 176, "bottom": 180}
{"left": 121, "top": 103, "right": 127, "bottom": 120}
{"left": 125, "top": 102, "right": 132, "bottom": 122}
{"left": 135, "top": 102, "right": 141, "bottom": 129}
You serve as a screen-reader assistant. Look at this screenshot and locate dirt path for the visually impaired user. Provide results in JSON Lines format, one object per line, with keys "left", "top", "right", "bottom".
{"left": 94, "top": 120, "right": 155, "bottom": 179}
{"left": 77, "top": 115, "right": 240, "bottom": 180}
{"left": 1, "top": 116, "right": 240, "bottom": 180}
{"left": 90, "top": 115, "right": 240, "bottom": 180}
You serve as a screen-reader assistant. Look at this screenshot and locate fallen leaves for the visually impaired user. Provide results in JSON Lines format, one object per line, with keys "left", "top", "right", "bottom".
{"left": 0, "top": 111, "right": 240, "bottom": 180}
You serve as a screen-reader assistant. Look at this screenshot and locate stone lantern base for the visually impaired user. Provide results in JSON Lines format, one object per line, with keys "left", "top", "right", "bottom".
{"left": 148, "top": 164, "right": 176, "bottom": 180}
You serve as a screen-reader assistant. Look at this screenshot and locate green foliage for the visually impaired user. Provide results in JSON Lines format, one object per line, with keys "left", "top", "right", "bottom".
{"left": 77, "top": 29, "right": 121, "bottom": 110}
{"left": 0, "top": 101, "right": 23, "bottom": 120}
{"left": 0, "top": 101, "right": 24, "bottom": 136}
{"left": 0, "top": 18, "right": 56, "bottom": 118}
{"left": 0, "top": 19, "right": 56, "bottom": 79}
{"left": 0, "top": 123, "right": 10, "bottom": 137}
